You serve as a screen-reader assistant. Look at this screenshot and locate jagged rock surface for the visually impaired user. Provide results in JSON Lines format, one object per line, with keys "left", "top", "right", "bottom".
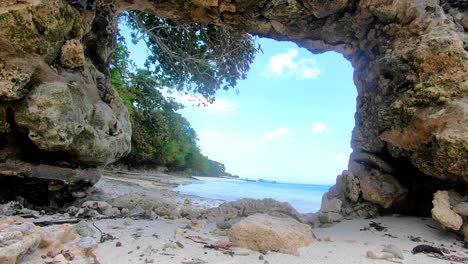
{"left": 205, "top": 198, "right": 300, "bottom": 222}
{"left": 227, "top": 213, "right": 313, "bottom": 255}
{"left": 431, "top": 190, "right": 463, "bottom": 231}
{"left": 0, "top": 0, "right": 466, "bottom": 240}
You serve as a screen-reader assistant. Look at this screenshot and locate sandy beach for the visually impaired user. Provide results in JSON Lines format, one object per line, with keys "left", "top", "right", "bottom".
{"left": 1, "top": 171, "right": 467, "bottom": 264}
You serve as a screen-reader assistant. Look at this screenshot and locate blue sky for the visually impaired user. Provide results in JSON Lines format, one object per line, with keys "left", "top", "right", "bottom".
{"left": 122, "top": 28, "right": 357, "bottom": 185}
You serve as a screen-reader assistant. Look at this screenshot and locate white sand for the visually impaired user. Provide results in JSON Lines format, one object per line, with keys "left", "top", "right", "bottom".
{"left": 10, "top": 172, "right": 468, "bottom": 264}
{"left": 87, "top": 216, "right": 466, "bottom": 264}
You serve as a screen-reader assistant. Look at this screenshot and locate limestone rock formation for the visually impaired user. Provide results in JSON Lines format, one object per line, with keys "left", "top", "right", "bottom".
{"left": 227, "top": 213, "right": 313, "bottom": 255}
{"left": 0, "top": 0, "right": 466, "bottom": 240}
{"left": 205, "top": 198, "right": 300, "bottom": 222}
{"left": 454, "top": 202, "right": 468, "bottom": 217}
{"left": 431, "top": 190, "right": 468, "bottom": 239}
{"left": 110, "top": 194, "right": 175, "bottom": 217}
{"left": 0, "top": 217, "right": 95, "bottom": 263}
{"left": 0, "top": 0, "right": 131, "bottom": 204}
{"left": 431, "top": 191, "right": 463, "bottom": 231}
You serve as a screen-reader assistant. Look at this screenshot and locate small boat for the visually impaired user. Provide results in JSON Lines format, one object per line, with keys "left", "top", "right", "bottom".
{"left": 257, "top": 179, "right": 277, "bottom": 184}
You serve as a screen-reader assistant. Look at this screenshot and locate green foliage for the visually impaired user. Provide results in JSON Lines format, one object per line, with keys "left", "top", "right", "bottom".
{"left": 112, "top": 12, "right": 259, "bottom": 174}
{"left": 122, "top": 11, "right": 260, "bottom": 103}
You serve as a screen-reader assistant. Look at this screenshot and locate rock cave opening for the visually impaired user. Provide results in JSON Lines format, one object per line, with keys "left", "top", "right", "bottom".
{"left": 119, "top": 7, "right": 466, "bottom": 219}
{"left": 0, "top": 0, "right": 466, "bottom": 239}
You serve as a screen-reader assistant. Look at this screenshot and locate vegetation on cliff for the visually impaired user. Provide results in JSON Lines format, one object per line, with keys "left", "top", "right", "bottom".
{"left": 111, "top": 12, "right": 259, "bottom": 173}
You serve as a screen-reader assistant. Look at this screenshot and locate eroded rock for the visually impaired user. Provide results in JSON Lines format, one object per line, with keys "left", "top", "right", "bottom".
{"left": 320, "top": 193, "right": 342, "bottom": 213}
{"left": 317, "top": 212, "right": 344, "bottom": 224}
{"left": 0, "top": 0, "right": 466, "bottom": 224}
{"left": 60, "top": 39, "right": 85, "bottom": 68}
{"left": 0, "top": 217, "right": 92, "bottom": 264}
{"left": 205, "top": 198, "right": 300, "bottom": 221}
{"left": 453, "top": 202, "right": 468, "bottom": 217}
{"left": 0, "top": 229, "right": 41, "bottom": 264}
{"left": 431, "top": 191, "right": 463, "bottom": 231}
{"left": 15, "top": 82, "right": 131, "bottom": 166}
{"left": 228, "top": 213, "right": 313, "bottom": 255}
{"left": 110, "top": 194, "right": 175, "bottom": 217}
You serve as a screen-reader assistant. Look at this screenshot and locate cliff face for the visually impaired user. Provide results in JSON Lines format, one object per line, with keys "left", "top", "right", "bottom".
{"left": 0, "top": 0, "right": 132, "bottom": 204}
{"left": 0, "top": 0, "right": 466, "bottom": 223}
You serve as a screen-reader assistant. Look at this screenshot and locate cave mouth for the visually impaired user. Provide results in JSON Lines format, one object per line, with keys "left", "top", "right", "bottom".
{"left": 384, "top": 157, "right": 467, "bottom": 217}
{"left": 0, "top": 1, "right": 466, "bottom": 230}
{"left": 117, "top": 12, "right": 464, "bottom": 218}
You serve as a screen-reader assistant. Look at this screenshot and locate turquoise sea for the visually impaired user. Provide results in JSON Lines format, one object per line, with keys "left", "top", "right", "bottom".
{"left": 175, "top": 179, "right": 331, "bottom": 213}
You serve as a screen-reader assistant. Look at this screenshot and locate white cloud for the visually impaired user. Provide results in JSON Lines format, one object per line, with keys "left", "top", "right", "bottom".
{"left": 269, "top": 49, "right": 298, "bottom": 74}
{"left": 265, "top": 127, "right": 289, "bottom": 140}
{"left": 167, "top": 92, "right": 237, "bottom": 114}
{"left": 311, "top": 122, "right": 328, "bottom": 134}
{"left": 302, "top": 68, "right": 321, "bottom": 78}
{"left": 335, "top": 153, "right": 347, "bottom": 161}
{"left": 265, "top": 49, "right": 321, "bottom": 79}
{"left": 206, "top": 99, "right": 236, "bottom": 112}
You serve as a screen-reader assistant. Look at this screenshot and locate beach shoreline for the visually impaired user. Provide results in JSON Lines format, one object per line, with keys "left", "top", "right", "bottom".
{"left": 1, "top": 170, "right": 467, "bottom": 264}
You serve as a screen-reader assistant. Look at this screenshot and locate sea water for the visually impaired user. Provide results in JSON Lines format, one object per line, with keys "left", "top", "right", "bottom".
{"left": 175, "top": 179, "right": 331, "bottom": 213}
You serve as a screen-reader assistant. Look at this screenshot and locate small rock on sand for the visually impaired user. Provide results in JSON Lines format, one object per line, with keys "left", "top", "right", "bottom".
{"left": 74, "top": 221, "right": 96, "bottom": 238}
{"left": 181, "top": 258, "right": 207, "bottom": 264}
{"left": 383, "top": 244, "right": 404, "bottom": 259}
{"left": 366, "top": 250, "right": 395, "bottom": 260}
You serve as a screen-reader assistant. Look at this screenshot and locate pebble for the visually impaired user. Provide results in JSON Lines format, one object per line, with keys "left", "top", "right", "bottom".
{"left": 181, "top": 258, "right": 207, "bottom": 264}
{"left": 116, "top": 241, "right": 122, "bottom": 247}
{"left": 10, "top": 222, "right": 34, "bottom": 232}
{"left": 52, "top": 254, "right": 68, "bottom": 264}
{"left": 366, "top": 250, "right": 395, "bottom": 260}
{"left": 176, "top": 241, "right": 185, "bottom": 248}
{"left": 383, "top": 244, "right": 404, "bottom": 259}
{"left": 77, "top": 237, "right": 97, "bottom": 248}
{"left": 74, "top": 221, "right": 96, "bottom": 237}
{"left": 162, "top": 242, "right": 178, "bottom": 250}
{"left": 175, "top": 227, "right": 186, "bottom": 239}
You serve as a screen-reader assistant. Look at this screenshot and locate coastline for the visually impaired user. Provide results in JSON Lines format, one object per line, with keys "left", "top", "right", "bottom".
{"left": 1, "top": 170, "right": 467, "bottom": 264}
{"left": 192, "top": 176, "right": 242, "bottom": 182}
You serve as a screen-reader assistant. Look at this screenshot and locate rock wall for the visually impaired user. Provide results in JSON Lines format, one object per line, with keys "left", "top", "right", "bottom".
{"left": 0, "top": 0, "right": 466, "bottom": 219}
{"left": 0, "top": 0, "right": 131, "bottom": 204}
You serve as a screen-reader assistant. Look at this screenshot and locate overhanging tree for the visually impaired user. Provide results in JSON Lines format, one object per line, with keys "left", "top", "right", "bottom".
{"left": 111, "top": 12, "right": 259, "bottom": 173}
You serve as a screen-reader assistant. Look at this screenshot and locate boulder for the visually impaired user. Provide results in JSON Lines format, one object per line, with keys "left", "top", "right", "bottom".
{"left": 317, "top": 212, "right": 344, "bottom": 224}
{"left": 320, "top": 193, "right": 342, "bottom": 213}
{"left": 206, "top": 198, "right": 299, "bottom": 221}
{"left": 431, "top": 191, "right": 463, "bottom": 231}
{"left": 0, "top": 229, "right": 41, "bottom": 264}
{"left": 342, "top": 171, "right": 360, "bottom": 203}
{"left": 358, "top": 169, "right": 408, "bottom": 209}
{"left": 228, "top": 214, "right": 313, "bottom": 255}
{"left": 453, "top": 202, "right": 468, "bottom": 217}
{"left": 110, "top": 194, "right": 174, "bottom": 217}
{"left": 15, "top": 82, "right": 131, "bottom": 166}
{"left": 0, "top": 220, "right": 39, "bottom": 263}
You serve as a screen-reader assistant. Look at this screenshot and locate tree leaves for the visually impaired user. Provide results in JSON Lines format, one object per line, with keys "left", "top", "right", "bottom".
{"left": 111, "top": 12, "right": 257, "bottom": 174}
